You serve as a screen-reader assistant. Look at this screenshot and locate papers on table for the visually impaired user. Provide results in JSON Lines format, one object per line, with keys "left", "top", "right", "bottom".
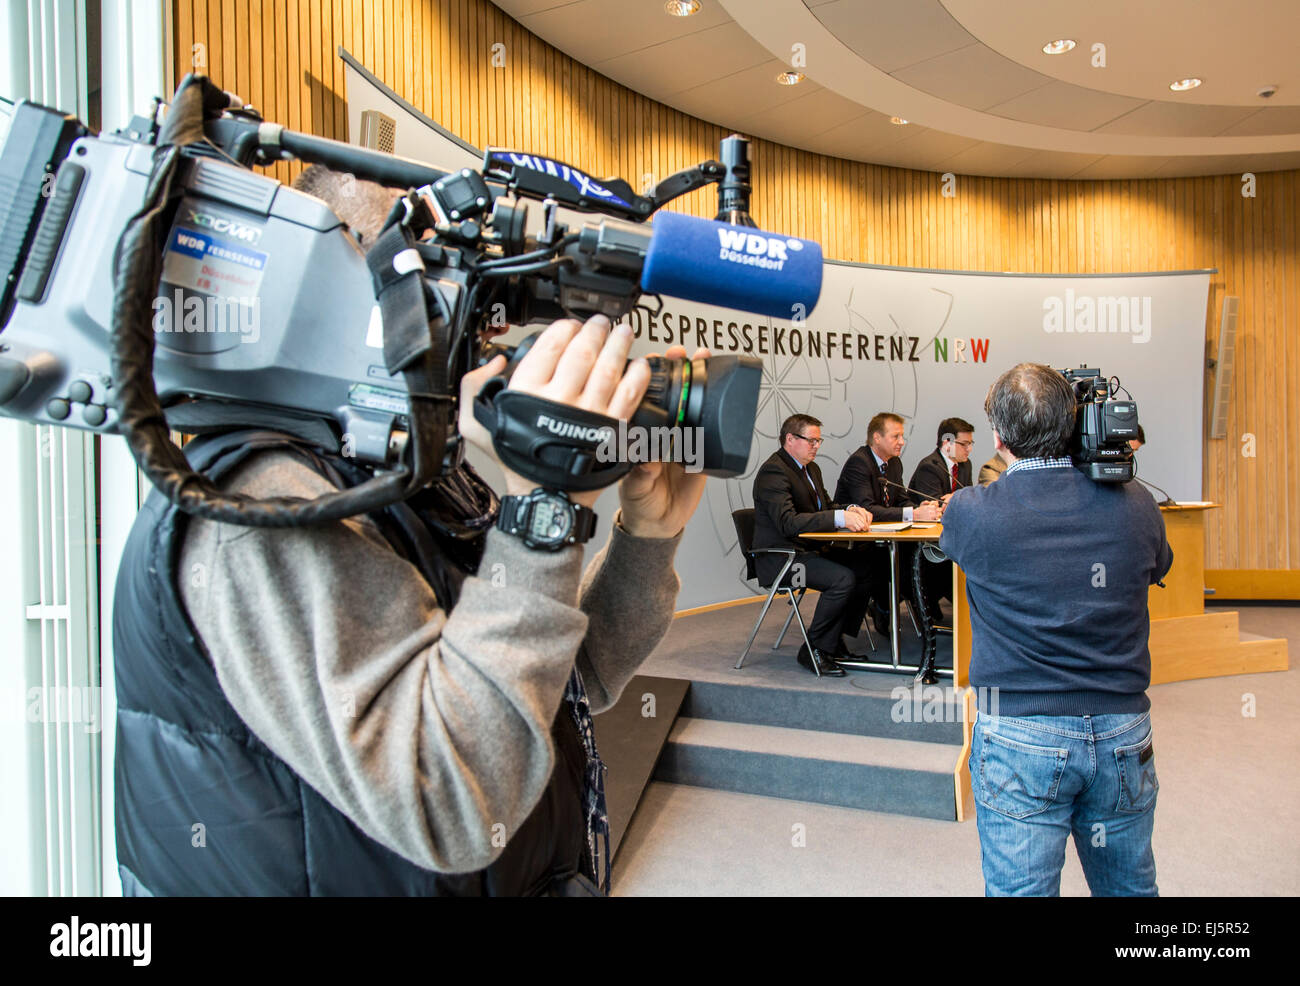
{"left": 868, "top": 522, "right": 911, "bottom": 532}
{"left": 909, "top": 522, "right": 940, "bottom": 529}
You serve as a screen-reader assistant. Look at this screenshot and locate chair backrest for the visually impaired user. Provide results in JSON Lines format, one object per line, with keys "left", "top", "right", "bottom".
{"left": 731, "top": 508, "right": 758, "bottom": 582}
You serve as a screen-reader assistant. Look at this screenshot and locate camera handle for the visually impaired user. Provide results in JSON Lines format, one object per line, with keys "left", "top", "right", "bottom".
{"left": 472, "top": 381, "right": 633, "bottom": 492}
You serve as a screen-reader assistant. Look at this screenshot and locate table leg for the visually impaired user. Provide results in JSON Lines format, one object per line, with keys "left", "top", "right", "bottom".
{"left": 889, "top": 540, "right": 901, "bottom": 669}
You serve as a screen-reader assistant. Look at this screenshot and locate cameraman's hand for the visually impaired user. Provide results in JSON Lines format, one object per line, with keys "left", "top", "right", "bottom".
{"left": 618, "top": 345, "right": 711, "bottom": 539}
{"left": 458, "top": 315, "right": 650, "bottom": 510}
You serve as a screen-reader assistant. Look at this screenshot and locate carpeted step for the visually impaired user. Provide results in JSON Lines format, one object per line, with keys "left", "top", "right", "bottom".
{"left": 681, "top": 678, "right": 963, "bottom": 744}
{"left": 655, "top": 717, "right": 961, "bottom": 820}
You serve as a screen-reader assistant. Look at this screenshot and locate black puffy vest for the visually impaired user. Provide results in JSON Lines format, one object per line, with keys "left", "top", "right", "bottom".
{"left": 113, "top": 430, "right": 593, "bottom": 895}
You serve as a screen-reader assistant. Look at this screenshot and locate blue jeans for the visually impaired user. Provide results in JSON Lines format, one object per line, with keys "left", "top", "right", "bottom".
{"left": 969, "top": 710, "right": 1159, "bottom": 897}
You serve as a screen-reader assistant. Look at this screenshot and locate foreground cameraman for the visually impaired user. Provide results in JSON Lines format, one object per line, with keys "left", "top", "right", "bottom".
{"left": 939, "top": 363, "right": 1172, "bottom": 896}
{"left": 113, "top": 172, "right": 706, "bottom": 896}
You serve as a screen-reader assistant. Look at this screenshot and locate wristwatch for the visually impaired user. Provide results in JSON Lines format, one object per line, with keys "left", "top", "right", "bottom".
{"left": 496, "top": 488, "right": 597, "bottom": 551}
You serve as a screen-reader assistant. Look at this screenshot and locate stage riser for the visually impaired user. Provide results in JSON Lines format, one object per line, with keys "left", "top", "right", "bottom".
{"left": 655, "top": 745, "right": 957, "bottom": 821}
{"left": 682, "top": 680, "right": 964, "bottom": 745}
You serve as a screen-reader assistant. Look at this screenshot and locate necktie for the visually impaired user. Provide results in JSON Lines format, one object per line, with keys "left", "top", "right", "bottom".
{"left": 804, "top": 467, "right": 821, "bottom": 509}
{"left": 951, "top": 463, "right": 959, "bottom": 493}
{"left": 879, "top": 461, "right": 890, "bottom": 506}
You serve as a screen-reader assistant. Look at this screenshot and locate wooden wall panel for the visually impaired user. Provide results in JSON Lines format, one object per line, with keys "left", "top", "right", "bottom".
{"left": 166, "top": 0, "right": 1298, "bottom": 573}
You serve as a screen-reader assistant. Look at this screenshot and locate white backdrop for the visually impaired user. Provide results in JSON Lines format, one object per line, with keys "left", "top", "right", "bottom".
{"left": 342, "top": 53, "right": 1212, "bottom": 609}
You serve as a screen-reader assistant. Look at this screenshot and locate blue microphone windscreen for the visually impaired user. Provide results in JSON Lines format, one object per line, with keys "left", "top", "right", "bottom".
{"left": 640, "top": 212, "right": 823, "bottom": 318}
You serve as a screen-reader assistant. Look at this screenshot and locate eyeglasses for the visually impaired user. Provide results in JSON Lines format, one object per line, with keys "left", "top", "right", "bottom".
{"left": 953, "top": 439, "right": 974, "bottom": 449}
{"left": 794, "top": 434, "right": 825, "bottom": 447}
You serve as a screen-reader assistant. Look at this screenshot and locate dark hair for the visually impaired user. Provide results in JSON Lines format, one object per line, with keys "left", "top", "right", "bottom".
{"left": 936, "top": 417, "right": 975, "bottom": 447}
{"left": 867, "top": 412, "right": 903, "bottom": 442}
{"left": 1135, "top": 424, "right": 1146, "bottom": 444}
{"left": 983, "top": 363, "right": 1076, "bottom": 459}
{"left": 292, "top": 164, "right": 402, "bottom": 247}
{"left": 780, "top": 414, "right": 822, "bottom": 448}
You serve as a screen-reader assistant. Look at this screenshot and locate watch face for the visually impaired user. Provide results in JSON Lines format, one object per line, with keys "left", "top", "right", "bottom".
{"left": 530, "top": 498, "right": 573, "bottom": 542}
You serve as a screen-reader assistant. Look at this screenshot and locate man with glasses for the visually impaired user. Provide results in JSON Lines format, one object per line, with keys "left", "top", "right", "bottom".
{"left": 751, "top": 414, "right": 877, "bottom": 676}
{"left": 909, "top": 418, "right": 976, "bottom": 619}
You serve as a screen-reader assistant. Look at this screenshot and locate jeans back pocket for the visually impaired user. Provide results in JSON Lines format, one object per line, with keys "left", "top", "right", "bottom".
{"left": 1114, "top": 734, "right": 1158, "bottom": 813}
{"left": 975, "top": 725, "right": 1068, "bottom": 819}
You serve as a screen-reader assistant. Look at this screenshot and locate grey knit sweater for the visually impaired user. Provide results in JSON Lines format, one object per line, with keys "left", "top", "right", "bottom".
{"left": 178, "top": 450, "right": 682, "bottom": 874}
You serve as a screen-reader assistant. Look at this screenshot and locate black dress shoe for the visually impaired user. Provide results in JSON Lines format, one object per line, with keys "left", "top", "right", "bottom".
{"left": 797, "top": 644, "right": 847, "bottom": 677}
{"left": 835, "top": 643, "right": 873, "bottom": 664}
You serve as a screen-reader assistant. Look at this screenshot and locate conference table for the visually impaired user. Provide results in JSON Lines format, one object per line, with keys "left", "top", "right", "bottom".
{"left": 801, "top": 525, "right": 963, "bottom": 683}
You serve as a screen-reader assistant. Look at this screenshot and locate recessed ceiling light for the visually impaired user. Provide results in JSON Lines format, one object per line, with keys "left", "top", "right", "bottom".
{"left": 776, "top": 71, "right": 804, "bottom": 86}
{"left": 1170, "top": 77, "right": 1202, "bottom": 92}
{"left": 890, "top": 117, "right": 909, "bottom": 125}
{"left": 664, "top": 0, "right": 701, "bottom": 16}
{"left": 1042, "top": 39, "right": 1076, "bottom": 55}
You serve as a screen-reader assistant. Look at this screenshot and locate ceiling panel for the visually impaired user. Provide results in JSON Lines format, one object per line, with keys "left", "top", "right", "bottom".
{"left": 731, "top": 87, "right": 875, "bottom": 146}
{"left": 799, "top": 111, "right": 919, "bottom": 159}
{"left": 891, "top": 43, "right": 1056, "bottom": 112}
{"left": 934, "top": 141, "right": 1041, "bottom": 177}
{"left": 811, "top": 0, "right": 975, "bottom": 74}
{"left": 593, "top": 22, "right": 771, "bottom": 98}
{"left": 1067, "top": 156, "right": 1178, "bottom": 180}
{"left": 517, "top": 0, "right": 732, "bottom": 66}
{"left": 995, "top": 149, "right": 1109, "bottom": 179}
{"left": 670, "top": 59, "right": 823, "bottom": 133}
{"left": 1216, "top": 107, "right": 1300, "bottom": 137}
{"left": 1095, "top": 101, "right": 1263, "bottom": 137}
{"left": 986, "top": 80, "right": 1147, "bottom": 132}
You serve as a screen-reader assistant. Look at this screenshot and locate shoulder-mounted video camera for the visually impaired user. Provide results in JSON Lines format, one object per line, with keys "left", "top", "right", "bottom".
{"left": 0, "top": 75, "right": 818, "bottom": 526}
{"left": 1060, "top": 366, "right": 1140, "bottom": 482}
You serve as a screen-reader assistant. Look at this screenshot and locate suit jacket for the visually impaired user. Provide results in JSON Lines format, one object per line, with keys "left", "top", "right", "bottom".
{"left": 910, "top": 448, "right": 973, "bottom": 501}
{"left": 751, "top": 449, "right": 841, "bottom": 553}
{"left": 978, "top": 454, "right": 1007, "bottom": 486}
{"left": 834, "top": 446, "right": 912, "bottom": 523}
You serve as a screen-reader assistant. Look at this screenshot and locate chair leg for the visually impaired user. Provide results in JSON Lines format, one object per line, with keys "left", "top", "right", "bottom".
{"left": 735, "top": 583, "right": 783, "bottom": 670}
{"left": 772, "top": 587, "right": 804, "bottom": 649}
{"left": 863, "top": 615, "right": 877, "bottom": 652}
{"left": 906, "top": 600, "right": 921, "bottom": 637}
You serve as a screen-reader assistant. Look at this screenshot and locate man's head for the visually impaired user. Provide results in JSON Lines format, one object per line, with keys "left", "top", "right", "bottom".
{"left": 937, "top": 416, "right": 975, "bottom": 464}
{"left": 867, "top": 412, "right": 905, "bottom": 461}
{"left": 983, "top": 363, "right": 1076, "bottom": 461}
{"left": 292, "top": 164, "right": 403, "bottom": 247}
{"left": 780, "top": 413, "right": 823, "bottom": 467}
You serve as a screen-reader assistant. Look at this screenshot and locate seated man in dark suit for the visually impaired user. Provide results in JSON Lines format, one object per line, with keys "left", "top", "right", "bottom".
{"left": 910, "top": 417, "right": 975, "bottom": 503}
{"left": 751, "top": 414, "right": 877, "bottom": 676}
{"left": 835, "top": 412, "right": 943, "bottom": 632}
{"left": 909, "top": 417, "right": 976, "bottom": 619}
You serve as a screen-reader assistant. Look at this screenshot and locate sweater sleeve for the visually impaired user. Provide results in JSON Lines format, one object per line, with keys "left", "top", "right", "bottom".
{"left": 573, "top": 515, "right": 683, "bottom": 713}
{"left": 180, "top": 450, "right": 595, "bottom": 874}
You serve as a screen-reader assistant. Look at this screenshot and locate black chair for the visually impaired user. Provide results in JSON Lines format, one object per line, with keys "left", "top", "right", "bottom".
{"left": 731, "top": 509, "right": 817, "bottom": 672}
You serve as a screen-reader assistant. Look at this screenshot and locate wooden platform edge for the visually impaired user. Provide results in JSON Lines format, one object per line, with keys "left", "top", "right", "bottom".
{"left": 1149, "top": 612, "right": 1289, "bottom": 685}
{"left": 954, "top": 688, "right": 976, "bottom": 823}
{"left": 1205, "top": 568, "right": 1300, "bottom": 601}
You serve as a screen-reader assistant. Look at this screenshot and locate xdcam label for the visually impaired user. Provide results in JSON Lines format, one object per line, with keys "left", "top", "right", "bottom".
{"left": 186, "top": 208, "right": 264, "bottom": 244}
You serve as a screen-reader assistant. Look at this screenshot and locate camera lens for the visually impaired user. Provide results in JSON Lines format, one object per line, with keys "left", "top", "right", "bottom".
{"left": 483, "top": 333, "right": 762, "bottom": 477}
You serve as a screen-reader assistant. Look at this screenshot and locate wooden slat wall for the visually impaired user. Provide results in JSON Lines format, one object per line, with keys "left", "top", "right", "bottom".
{"left": 166, "top": 0, "right": 1298, "bottom": 573}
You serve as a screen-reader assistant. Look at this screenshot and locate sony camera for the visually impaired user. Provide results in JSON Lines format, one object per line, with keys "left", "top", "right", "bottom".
{"left": 1060, "top": 366, "right": 1140, "bottom": 482}
{"left": 0, "top": 75, "right": 792, "bottom": 525}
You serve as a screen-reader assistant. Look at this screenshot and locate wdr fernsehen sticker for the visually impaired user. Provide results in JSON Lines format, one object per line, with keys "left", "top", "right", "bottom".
{"left": 161, "top": 226, "right": 268, "bottom": 298}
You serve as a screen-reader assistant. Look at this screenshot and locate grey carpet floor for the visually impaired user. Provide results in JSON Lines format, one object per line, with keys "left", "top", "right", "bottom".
{"left": 612, "top": 602, "right": 1300, "bottom": 896}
